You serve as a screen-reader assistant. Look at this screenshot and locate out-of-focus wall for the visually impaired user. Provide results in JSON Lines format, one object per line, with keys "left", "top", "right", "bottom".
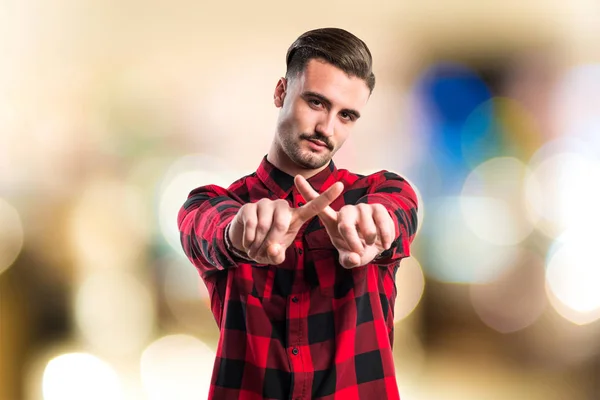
{"left": 1, "top": 1, "right": 599, "bottom": 399}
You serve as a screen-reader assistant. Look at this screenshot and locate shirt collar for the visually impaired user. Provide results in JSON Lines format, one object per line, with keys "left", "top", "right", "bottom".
{"left": 256, "top": 155, "right": 339, "bottom": 198}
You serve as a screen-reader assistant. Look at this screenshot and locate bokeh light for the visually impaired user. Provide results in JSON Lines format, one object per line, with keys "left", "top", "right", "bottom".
{"left": 42, "top": 353, "right": 122, "bottom": 400}
{"left": 461, "top": 98, "right": 543, "bottom": 166}
{"left": 546, "top": 233, "right": 600, "bottom": 325}
{"left": 140, "top": 334, "right": 215, "bottom": 400}
{"left": 394, "top": 256, "right": 425, "bottom": 322}
{"left": 493, "top": 97, "right": 544, "bottom": 160}
{"left": 158, "top": 154, "right": 240, "bottom": 255}
{"left": 68, "top": 179, "right": 150, "bottom": 272}
{"left": 393, "top": 326, "right": 426, "bottom": 386}
{"left": 417, "top": 63, "right": 492, "bottom": 126}
{"left": 470, "top": 250, "right": 546, "bottom": 333}
{"left": 423, "top": 197, "right": 520, "bottom": 283}
{"left": 0, "top": 197, "right": 24, "bottom": 276}
{"left": 411, "top": 62, "right": 492, "bottom": 194}
{"left": 161, "top": 254, "right": 213, "bottom": 332}
{"left": 460, "top": 157, "right": 535, "bottom": 246}
{"left": 525, "top": 147, "right": 600, "bottom": 239}
{"left": 75, "top": 270, "right": 154, "bottom": 356}
{"left": 459, "top": 99, "right": 502, "bottom": 168}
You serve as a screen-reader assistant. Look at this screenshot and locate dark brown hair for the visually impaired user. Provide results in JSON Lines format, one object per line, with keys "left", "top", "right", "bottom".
{"left": 285, "top": 28, "right": 375, "bottom": 93}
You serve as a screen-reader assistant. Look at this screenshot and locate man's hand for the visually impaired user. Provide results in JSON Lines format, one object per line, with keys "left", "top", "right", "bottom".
{"left": 295, "top": 175, "right": 395, "bottom": 268}
{"left": 228, "top": 181, "right": 344, "bottom": 265}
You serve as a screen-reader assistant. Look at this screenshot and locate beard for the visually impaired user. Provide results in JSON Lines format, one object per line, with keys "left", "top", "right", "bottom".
{"left": 279, "top": 129, "right": 335, "bottom": 170}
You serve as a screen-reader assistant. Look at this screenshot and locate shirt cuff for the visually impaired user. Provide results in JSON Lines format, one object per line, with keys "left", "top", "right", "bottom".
{"left": 224, "top": 222, "right": 254, "bottom": 262}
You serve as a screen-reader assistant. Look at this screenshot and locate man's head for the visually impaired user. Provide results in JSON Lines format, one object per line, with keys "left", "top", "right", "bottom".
{"left": 269, "top": 28, "right": 375, "bottom": 176}
{"left": 285, "top": 28, "right": 375, "bottom": 94}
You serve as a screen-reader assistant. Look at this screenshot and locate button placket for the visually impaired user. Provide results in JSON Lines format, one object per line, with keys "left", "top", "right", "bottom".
{"left": 288, "top": 241, "right": 307, "bottom": 400}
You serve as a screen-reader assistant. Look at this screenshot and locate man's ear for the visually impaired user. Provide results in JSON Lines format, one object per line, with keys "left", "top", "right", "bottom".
{"left": 274, "top": 77, "right": 287, "bottom": 108}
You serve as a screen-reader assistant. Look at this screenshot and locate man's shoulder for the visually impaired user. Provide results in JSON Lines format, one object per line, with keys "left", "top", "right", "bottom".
{"left": 227, "top": 171, "right": 259, "bottom": 192}
{"left": 212, "top": 172, "right": 264, "bottom": 203}
{"left": 188, "top": 171, "right": 258, "bottom": 196}
{"left": 338, "top": 168, "right": 408, "bottom": 187}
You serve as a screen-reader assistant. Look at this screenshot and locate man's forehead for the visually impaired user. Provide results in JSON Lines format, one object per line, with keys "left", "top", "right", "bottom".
{"left": 293, "top": 60, "right": 370, "bottom": 105}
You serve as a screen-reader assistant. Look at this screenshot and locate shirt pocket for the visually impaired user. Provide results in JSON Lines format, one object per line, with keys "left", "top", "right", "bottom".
{"left": 230, "top": 264, "right": 272, "bottom": 299}
{"left": 233, "top": 245, "right": 297, "bottom": 301}
{"left": 304, "top": 226, "right": 367, "bottom": 298}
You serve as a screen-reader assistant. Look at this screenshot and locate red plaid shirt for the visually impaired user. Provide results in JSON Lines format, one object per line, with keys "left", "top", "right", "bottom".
{"left": 178, "top": 156, "right": 418, "bottom": 400}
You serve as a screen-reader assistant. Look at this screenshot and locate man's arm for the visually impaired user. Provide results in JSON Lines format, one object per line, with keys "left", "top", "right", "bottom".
{"left": 177, "top": 184, "right": 246, "bottom": 278}
{"left": 295, "top": 172, "right": 418, "bottom": 268}
{"left": 357, "top": 171, "right": 419, "bottom": 265}
{"left": 178, "top": 181, "right": 345, "bottom": 275}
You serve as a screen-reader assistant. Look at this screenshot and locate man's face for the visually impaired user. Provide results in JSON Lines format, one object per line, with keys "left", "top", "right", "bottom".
{"left": 274, "top": 59, "right": 371, "bottom": 170}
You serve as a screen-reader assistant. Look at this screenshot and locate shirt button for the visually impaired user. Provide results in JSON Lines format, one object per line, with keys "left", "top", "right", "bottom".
{"left": 291, "top": 296, "right": 298, "bottom": 303}
{"left": 298, "top": 202, "right": 304, "bottom": 206}
{"left": 292, "top": 347, "right": 299, "bottom": 355}
{"left": 298, "top": 248, "right": 303, "bottom": 255}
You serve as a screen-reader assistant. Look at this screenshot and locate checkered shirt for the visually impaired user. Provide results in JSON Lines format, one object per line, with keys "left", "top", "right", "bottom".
{"left": 178, "top": 156, "right": 418, "bottom": 399}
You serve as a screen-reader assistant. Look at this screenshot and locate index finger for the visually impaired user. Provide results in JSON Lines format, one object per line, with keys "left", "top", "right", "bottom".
{"left": 292, "top": 180, "right": 343, "bottom": 225}
{"left": 294, "top": 175, "right": 339, "bottom": 223}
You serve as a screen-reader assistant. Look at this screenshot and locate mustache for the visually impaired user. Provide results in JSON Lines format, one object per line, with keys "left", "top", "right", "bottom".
{"left": 299, "top": 134, "right": 334, "bottom": 150}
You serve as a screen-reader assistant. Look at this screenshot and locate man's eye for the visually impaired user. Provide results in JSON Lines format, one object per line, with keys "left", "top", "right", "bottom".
{"left": 309, "top": 99, "right": 322, "bottom": 107}
{"left": 340, "top": 112, "right": 353, "bottom": 121}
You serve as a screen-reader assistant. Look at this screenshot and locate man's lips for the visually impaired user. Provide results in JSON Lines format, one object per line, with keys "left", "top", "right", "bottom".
{"left": 306, "top": 138, "right": 329, "bottom": 149}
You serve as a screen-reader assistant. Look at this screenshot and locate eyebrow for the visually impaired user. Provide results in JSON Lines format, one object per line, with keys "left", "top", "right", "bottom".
{"left": 301, "top": 91, "right": 361, "bottom": 120}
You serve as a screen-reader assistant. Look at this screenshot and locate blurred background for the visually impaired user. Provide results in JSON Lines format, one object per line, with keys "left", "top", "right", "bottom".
{"left": 1, "top": 0, "right": 599, "bottom": 399}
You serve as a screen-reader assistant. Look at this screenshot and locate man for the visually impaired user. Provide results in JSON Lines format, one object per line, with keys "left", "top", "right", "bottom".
{"left": 178, "top": 27, "right": 418, "bottom": 400}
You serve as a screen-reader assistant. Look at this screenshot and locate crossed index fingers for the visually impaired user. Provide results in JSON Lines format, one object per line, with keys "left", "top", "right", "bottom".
{"left": 294, "top": 175, "right": 340, "bottom": 229}
{"left": 291, "top": 178, "right": 343, "bottom": 228}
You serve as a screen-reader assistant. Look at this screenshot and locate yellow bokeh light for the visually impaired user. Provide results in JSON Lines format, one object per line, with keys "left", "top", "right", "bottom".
{"left": 140, "top": 334, "right": 215, "bottom": 400}
{"left": 42, "top": 353, "right": 122, "bottom": 400}
{"left": 0, "top": 197, "right": 24, "bottom": 276}
{"left": 75, "top": 270, "right": 155, "bottom": 356}
{"left": 68, "top": 178, "right": 150, "bottom": 272}
{"left": 394, "top": 256, "right": 425, "bottom": 323}
{"left": 495, "top": 97, "right": 544, "bottom": 160}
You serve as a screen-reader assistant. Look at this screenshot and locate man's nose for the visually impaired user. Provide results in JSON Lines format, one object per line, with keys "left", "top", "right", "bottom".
{"left": 315, "top": 114, "right": 335, "bottom": 137}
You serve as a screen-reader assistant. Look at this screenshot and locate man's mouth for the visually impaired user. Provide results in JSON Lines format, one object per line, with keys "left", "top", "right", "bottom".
{"left": 306, "top": 138, "right": 330, "bottom": 149}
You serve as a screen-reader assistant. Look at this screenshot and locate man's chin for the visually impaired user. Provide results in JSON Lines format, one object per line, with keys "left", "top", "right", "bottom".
{"left": 294, "top": 153, "right": 330, "bottom": 170}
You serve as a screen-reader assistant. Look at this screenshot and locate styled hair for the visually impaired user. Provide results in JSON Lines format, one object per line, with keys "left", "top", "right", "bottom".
{"left": 285, "top": 28, "right": 376, "bottom": 93}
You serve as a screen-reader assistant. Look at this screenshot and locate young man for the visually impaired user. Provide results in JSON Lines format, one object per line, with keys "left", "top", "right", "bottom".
{"left": 178, "top": 28, "right": 418, "bottom": 400}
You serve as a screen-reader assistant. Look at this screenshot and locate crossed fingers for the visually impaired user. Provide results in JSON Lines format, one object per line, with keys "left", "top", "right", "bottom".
{"left": 228, "top": 180, "right": 344, "bottom": 265}
{"left": 294, "top": 175, "right": 395, "bottom": 268}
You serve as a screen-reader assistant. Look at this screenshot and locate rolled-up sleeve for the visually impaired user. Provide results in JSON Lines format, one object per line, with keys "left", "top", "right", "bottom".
{"left": 357, "top": 171, "right": 419, "bottom": 265}
{"left": 177, "top": 184, "right": 243, "bottom": 278}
